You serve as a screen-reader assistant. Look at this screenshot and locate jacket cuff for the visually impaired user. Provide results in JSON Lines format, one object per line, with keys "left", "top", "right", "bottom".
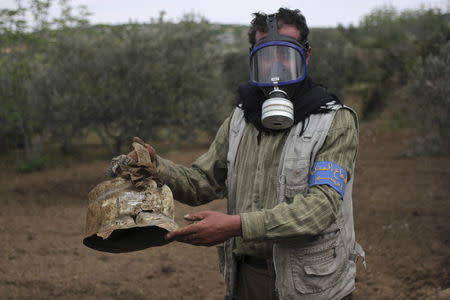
{"left": 155, "top": 155, "right": 175, "bottom": 182}
{"left": 240, "top": 211, "right": 266, "bottom": 241}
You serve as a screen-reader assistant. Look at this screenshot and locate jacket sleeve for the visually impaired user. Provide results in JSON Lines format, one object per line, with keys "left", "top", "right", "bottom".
{"left": 154, "top": 115, "right": 231, "bottom": 206}
{"left": 240, "top": 109, "right": 358, "bottom": 241}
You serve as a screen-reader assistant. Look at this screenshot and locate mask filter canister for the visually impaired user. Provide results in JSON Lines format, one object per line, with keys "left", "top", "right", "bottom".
{"left": 261, "top": 87, "right": 294, "bottom": 130}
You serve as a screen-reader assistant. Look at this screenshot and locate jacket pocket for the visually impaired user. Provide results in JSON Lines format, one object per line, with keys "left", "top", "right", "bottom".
{"left": 290, "top": 235, "right": 347, "bottom": 294}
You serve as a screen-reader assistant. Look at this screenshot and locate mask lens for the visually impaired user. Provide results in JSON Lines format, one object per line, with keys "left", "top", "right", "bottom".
{"left": 250, "top": 43, "right": 306, "bottom": 86}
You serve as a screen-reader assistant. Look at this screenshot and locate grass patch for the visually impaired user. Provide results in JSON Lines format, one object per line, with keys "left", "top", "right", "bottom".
{"left": 16, "top": 156, "right": 49, "bottom": 173}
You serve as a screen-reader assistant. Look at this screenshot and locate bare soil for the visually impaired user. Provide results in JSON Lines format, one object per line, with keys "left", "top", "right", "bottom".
{"left": 0, "top": 129, "right": 449, "bottom": 299}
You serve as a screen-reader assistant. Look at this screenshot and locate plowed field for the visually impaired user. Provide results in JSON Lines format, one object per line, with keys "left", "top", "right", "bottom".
{"left": 1, "top": 130, "right": 449, "bottom": 299}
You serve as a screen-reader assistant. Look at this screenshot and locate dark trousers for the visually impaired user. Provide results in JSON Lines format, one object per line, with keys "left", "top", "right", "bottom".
{"left": 234, "top": 258, "right": 353, "bottom": 300}
{"left": 236, "top": 259, "right": 276, "bottom": 300}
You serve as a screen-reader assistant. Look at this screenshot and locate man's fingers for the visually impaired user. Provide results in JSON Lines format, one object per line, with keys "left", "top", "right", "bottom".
{"left": 184, "top": 211, "right": 211, "bottom": 221}
{"left": 184, "top": 213, "right": 204, "bottom": 221}
{"left": 165, "top": 224, "right": 197, "bottom": 240}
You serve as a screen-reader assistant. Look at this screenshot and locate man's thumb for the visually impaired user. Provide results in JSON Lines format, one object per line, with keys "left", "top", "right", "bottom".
{"left": 184, "top": 212, "right": 207, "bottom": 221}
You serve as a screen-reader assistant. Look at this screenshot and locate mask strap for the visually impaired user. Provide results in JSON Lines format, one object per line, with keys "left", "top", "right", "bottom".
{"left": 266, "top": 14, "right": 278, "bottom": 39}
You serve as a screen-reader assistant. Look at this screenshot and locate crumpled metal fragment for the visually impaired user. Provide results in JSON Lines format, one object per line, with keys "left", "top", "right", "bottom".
{"left": 83, "top": 137, "right": 178, "bottom": 253}
{"left": 107, "top": 138, "right": 161, "bottom": 188}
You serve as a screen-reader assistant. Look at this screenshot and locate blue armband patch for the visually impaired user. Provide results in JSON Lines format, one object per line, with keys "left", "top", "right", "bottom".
{"left": 309, "top": 161, "right": 348, "bottom": 197}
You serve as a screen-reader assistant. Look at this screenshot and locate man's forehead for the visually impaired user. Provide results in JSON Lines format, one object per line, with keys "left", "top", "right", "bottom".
{"left": 255, "top": 24, "right": 301, "bottom": 42}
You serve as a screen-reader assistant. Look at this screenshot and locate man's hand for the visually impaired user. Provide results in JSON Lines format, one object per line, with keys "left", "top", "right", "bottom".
{"left": 165, "top": 211, "right": 242, "bottom": 247}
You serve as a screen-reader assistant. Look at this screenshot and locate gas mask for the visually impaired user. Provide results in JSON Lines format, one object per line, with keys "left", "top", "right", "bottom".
{"left": 249, "top": 14, "right": 309, "bottom": 130}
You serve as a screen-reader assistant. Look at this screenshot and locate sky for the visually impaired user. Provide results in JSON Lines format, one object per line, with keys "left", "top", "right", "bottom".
{"left": 1, "top": 0, "right": 448, "bottom": 27}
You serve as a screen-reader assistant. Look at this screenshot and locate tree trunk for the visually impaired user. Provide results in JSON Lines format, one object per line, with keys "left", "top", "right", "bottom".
{"left": 94, "top": 128, "right": 115, "bottom": 155}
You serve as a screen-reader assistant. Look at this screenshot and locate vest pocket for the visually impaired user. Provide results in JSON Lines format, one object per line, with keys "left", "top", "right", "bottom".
{"left": 290, "top": 235, "right": 347, "bottom": 294}
{"left": 283, "top": 158, "right": 309, "bottom": 198}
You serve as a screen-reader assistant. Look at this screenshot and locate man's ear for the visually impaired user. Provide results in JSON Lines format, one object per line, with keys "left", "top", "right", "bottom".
{"left": 306, "top": 47, "right": 312, "bottom": 64}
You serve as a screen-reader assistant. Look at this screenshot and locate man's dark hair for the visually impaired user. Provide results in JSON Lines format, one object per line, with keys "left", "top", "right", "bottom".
{"left": 248, "top": 8, "right": 310, "bottom": 48}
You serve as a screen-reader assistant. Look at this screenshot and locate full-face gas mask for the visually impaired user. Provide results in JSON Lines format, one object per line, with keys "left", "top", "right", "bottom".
{"left": 249, "top": 14, "right": 309, "bottom": 130}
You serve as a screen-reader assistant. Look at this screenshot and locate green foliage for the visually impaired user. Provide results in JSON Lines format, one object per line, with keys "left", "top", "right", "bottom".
{"left": 402, "top": 41, "right": 450, "bottom": 156}
{"left": 0, "top": 1, "right": 448, "bottom": 161}
{"left": 16, "top": 156, "right": 49, "bottom": 173}
{"left": 333, "top": 6, "right": 450, "bottom": 120}
{"left": 74, "top": 18, "right": 232, "bottom": 153}
{"left": 0, "top": 0, "right": 93, "bottom": 158}
{"left": 408, "top": 41, "right": 450, "bottom": 131}
{"left": 222, "top": 51, "right": 249, "bottom": 93}
{"left": 356, "top": 6, "right": 449, "bottom": 84}
{"left": 0, "top": 1, "right": 233, "bottom": 157}
{"left": 308, "top": 28, "right": 361, "bottom": 98}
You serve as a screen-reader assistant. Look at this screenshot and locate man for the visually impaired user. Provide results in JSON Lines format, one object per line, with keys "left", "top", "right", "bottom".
{"left": 130, "top": 8, "right": 364, "bottom": 300}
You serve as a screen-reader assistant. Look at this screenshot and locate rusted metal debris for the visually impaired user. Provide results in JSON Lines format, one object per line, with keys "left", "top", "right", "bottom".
{"left": 83, "top": 138, "right": 178, "bottom": 253}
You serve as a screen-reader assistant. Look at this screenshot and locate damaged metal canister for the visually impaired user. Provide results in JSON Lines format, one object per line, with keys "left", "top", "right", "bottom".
{"left": 83, "top": 138, "right": 178, "bottom": 253}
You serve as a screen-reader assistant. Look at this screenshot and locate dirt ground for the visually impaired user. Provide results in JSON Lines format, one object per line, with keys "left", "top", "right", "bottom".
{"left": 0, "top": 128, "right": 449, "bottom": 300}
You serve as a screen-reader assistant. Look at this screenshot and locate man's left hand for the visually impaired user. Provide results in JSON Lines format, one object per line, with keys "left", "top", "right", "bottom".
{"left": 165, "top": 211, "right": 242, "bottom": 247}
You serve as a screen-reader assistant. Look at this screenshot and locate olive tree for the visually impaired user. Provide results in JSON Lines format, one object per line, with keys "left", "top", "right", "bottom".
{"left": 403, "top": 41, "right": 450, "bottom": 156}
